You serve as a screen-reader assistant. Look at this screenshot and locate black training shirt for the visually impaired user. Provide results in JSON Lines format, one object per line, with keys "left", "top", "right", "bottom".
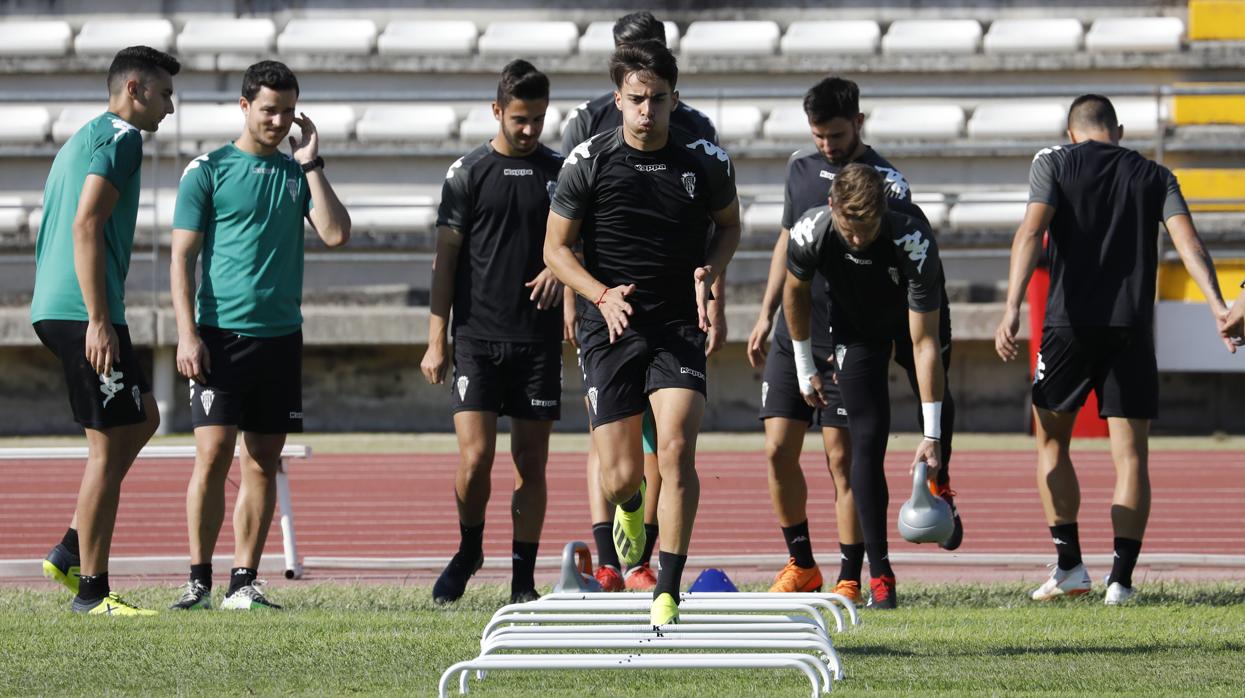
{"left": 561, "top": 92, "right": 718, "bottom": 155}
{"left": 437, "top": 141, "right": 564, "bottom": 342}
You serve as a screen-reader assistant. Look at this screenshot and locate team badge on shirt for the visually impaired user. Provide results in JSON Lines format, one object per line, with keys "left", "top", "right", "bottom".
{"left": 546, "top": 180, "right": 557, "bottom": 200}
{"left": 285, "top": 178, "right": 300, "bottom": 204}
{"left": 681, "top": 172, "right": 696, "bottom": 198}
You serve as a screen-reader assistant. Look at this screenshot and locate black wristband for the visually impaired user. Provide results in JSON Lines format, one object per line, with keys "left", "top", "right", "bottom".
{"left": 301, "top": 156, "right": 324, "bottom": 173}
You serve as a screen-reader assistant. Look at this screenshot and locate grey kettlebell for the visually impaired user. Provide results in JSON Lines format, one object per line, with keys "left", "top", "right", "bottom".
{"left": 897, "top": 461, "right": 954, "bottom": 544}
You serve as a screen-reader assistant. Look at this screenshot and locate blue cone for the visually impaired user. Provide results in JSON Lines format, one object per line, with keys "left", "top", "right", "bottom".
{"left": 689, "top": 567, "right": 738, "bottom": 592}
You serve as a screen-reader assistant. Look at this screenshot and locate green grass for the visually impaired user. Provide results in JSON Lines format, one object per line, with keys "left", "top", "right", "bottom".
{"left": 2, "top": 583, "right": 1242, "bottom": 696}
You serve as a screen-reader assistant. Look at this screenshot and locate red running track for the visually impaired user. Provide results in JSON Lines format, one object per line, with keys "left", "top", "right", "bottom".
{"left": 2, "top": 449, "right": 1242, "bottom": 563}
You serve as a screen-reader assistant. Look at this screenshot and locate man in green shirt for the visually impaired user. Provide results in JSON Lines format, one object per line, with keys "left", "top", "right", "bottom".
{"left": 168, "top": 61, "right": 351, "bottom": 611}
{"left": 32, "top": 46, "right": 179, "bottom": 615}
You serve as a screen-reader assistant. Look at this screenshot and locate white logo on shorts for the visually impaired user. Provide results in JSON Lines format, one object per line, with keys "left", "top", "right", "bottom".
{"left": 587, "top": 387, "right": 599, "bottom": 414}
{"left": 761, "top": 381, "right": 769, "bottom": 408}
{"left": 289, "top": 411, "right": 303, "bottom": 419}
{"left": 131, "top": 385, "right": 141, "bottom": 410}
{"left": 99, "top": 370, "right": 124, "bottom": 408}
{"left": 1034, "top": 353, "right": 1046, "bottom": 384}
{"left": 530, "top": 398, "right": 558, "bottom": 407}
{"left": 457, "top": 375, "right": 469, "bottom": 401}
{"left": 200, "top": 388, "right": 216, "bottom": 415}
{"left": 835, "top": 344, "right": 847, "bottom": 369}
{"left": 679, "top": 366, "right": 705, "bottom": 380}
{"left": 837, "top": 407, "right": 847, "bottom": 416}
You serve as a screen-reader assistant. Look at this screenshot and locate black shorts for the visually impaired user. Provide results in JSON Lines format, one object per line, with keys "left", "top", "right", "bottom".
{"left": 34, "top": 319, "right": 150, "bottom": 430}
{"left": 758, "top": 335, "right": 848, "bottom": 428}
{"left": 189, "top": 326, "right": 303, "bottom": 434}
{"left": 452, "top": 338, "right": 562, "bottom": 421}
{"left": 577, "top": 317, "right": 706, "bottom": 429}
{"left": 1032, "top": 326, "right": 1158, "bottom": 419}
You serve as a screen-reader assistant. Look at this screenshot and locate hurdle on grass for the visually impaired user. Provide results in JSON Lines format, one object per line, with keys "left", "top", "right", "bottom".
{"left": 488, "top": 596, "right": 849, "bottom": 633}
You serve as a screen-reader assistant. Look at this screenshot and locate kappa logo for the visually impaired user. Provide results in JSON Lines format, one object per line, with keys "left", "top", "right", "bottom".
{"left": 1052, "top": 537, "right": 1069, "bottom": 545}
{"left": 456, "top": 375, "right": 469, "bottom": 400}
{"left": 894, "top": 230, "right": 930, "bottom": 273}
{"left": 874, "top": 166, "right": 911, "bottom": 199}
{"left": 633, "top": 163, "right": 666, "bottom": 172}
{"left": 289, "top": 411, "right": 303, "bottom": 419}
{"left": 761, "top": 381, "right": 769, "bottom": 407}
{"left": 181, "top": 154, "right": 209, "bottom": 181}
{"left": 503, "top": 168, "right": 534, "bottom": 176}
{"left": 679, "top": 366, "right": 705, "bottom": 380}
{"left": 200, "top": 388, "right": 216, "bottom": 415}
{"left": 789, "top": 536, "right": 808, "bottom": 544}
{"left": 681, "top": 171, "right": 696, "bottom": 198}
{"left": 445, "top": 156, "right": 465, "bottom": 180}
{"left": 1034, "top": 352, "right": 1046, "bottom": 384}
{"left": 530, "top": 398, "right": 559, "bottom": 407}
{"left": 791, "top": 209, "right": 825, "bottom": 247}
{"left": 109, "top": 117, "right": 136, "bottom": 144}
{"left": 1033, "top": 144, "right": 1063, "bottom": 162}
{"left": 285, "top": 177, "right": 300, "bottom": 204}
{"left": 563, "top": 134, "right": 601, "bottom": 167}
{"left": 131, "top": 385, "right": 141, "bottom": 411}
{"left": 587, "top": 387, "right": 599, "bottom": 414}
{"left": 844, "top": 252, "right": 872, "bottom": 265}
{"left": 686, "top": 138, "right": 731, "bottom": 175}
{"left": 99, "top": 370, "right": 125, "bottom": 408}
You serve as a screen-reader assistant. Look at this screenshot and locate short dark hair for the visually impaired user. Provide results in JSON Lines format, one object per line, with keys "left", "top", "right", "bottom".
{"left": 1067, "top": 93, "right": 1118, "bottom": 132}
{"left": 241, "top": 60, "right": 300, "bottom": 102}
{"left": 106, "top": 45, "right": 180, "bottom": 94}
{"left": 831, "top": 163, "right": 887, "bottom": 222}
{"left": 803, "top": 76, "right": 860, "bottom": 124}
{"left": 496, "top": 59, "right": 550, "bottom": 108}
{"left": 609, "top": 40, "right": 678, "bottom": 90}
{"left": 613, "top": 11, "right": 666, "bottom": 47}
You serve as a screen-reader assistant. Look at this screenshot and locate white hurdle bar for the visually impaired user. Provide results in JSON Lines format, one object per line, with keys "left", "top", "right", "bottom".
{"left": 438, "top": 653, "right": 829, "bottom": 698}
{"left": 0, "top": 444, "right": 309, "bottom": 579}
{"left": 482, "top": 612, "right": 826, "bottom": 640}
{"left": 489, "top": 597, "right": 846, "bottom": 633}
{"left": 542, "top": 590, "right": 861, "bottom": 628}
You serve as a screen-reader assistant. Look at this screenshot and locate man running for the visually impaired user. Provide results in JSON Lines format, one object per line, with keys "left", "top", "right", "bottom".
{"left": 34, "top": 45, "right": 178, "bottom": 616}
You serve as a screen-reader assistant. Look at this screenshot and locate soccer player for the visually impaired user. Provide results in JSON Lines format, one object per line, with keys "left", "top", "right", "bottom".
{"left": 561, "top": 10, "right": 723, "bottom": 593}
{"left": 32, "top": 46, "right": 178, "bottom": 616}
{"left": 747, "top": 77, "right": 960, "bottom": 603}
{"left": 995, "top": 95, "right": 1233, "bottom": 605}
{"left": 168, "top": 61, "right": 350, "bottom": 610}
{"left": 784, "top": 164, "right": 950, "bottom": 610}
{"left": 545, "top": 40, "right": 741, "bottom": 625}
{"left": 420, "top": 60, "right": 565, "bottom": 605}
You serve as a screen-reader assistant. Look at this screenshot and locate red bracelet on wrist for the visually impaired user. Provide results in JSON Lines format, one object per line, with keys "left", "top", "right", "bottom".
{"left": 595, "top": 288, "right": 610, "bottom": 306}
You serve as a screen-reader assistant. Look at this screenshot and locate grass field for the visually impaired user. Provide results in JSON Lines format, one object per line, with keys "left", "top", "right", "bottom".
{"left": 2, "top": 583, "right": 1242, "bottom": 696}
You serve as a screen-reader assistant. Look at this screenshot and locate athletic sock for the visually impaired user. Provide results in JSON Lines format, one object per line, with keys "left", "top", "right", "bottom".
{"left": 865, "top": 540, "right": 894, "bottom": 579}
{"left": 190, "top": 563, "right": 213, "bottom": 590}
{"left": 459, "top": 521, "right": 485, "bottom": 558}
{"left": 781, "top": 520, "right": 816, "bottom": 569}
{"left": 1109, "top": 537, "right": 1143, "bottom": 589}
{"left": 1050, "top": 522, "right": 1083, "bottom": 571}
{"left": 653, "top": 551, "right": 686, "bottom": 600}
{"left": 592, "top": 522, "right": 621, "bottom": 570}
{"left": 639, "top": 523, "right": 659, "bottom": 566}
{"left": 838, "top": 543, "right": 865, "bottom": 583}
{"left": 228, "top": 567, "right": 257, "bottom": 595}
{"left": 59, "top": 527, "right": 80, "bottom": 557}
{"left": 511, "top": 540, "right": 539, "bottom": 594}
{"left": 619, "top": 489, "right": 643, "bottom": 513}
{"left": 77, "top": 572, "right": 108, "bottom": 603}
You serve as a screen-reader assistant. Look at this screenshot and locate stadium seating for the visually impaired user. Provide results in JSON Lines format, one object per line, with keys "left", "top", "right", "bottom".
{"left": 578, "top": 20, "right": 680, "bottom": 55}
{"left": 867, "top": 104, "right": 965, "bottom": 139}
{"left": 176, "top": 19, "right": 277, "bottom": 55}
{"left": 51, "top": 106, "right": 104, "bottom": 143}
{"left": 760, "top": 105, "right": 811, "bottom": 140}
{"left": 356, "top": 105, "right": 458, "bottom": 142}
{"left": 982, "top": 19, "right": 1084, "bottom": 53}
{"left": 1112, "top": 97, "right": 1162, "bottom": 137}
{"left": 377, "top": 20, "right": 478, "bottom": 56}
{"left": 347, "top": 194, "right": 438, "bottom": 233}
{"left": 276, "top": 19, "right": 378, "bottom": 54}
{"left": 1171, "top": 82, "right": 1245, "bottom": 125}
{"left": 165, "top": 104, "right": 244, "bottom": 143}
{"left": 947, "top": 192, "right": 1028, "bottom": 229}
{"left": 0, "top": 197, "right": 25, "bottom": 235}
{"left": 74, "top": 19, "right": 175, "bottom": 54}
{"left": 1172, "top": 168, "right": 1245, "bottom": 211}
{"left": 881, "top": 20, "right": 983, "bottom": 54}
{"left": 0, "top": 106, "right": 51, "bottom": 144}
{"left": 966, "top": 102, "right": 1066, "bottom": 139}
{"left": 779, "top": 21, "right": 881, "bottom": 55}
{"left": 680, "top": 21, "right": 781, "bottom": 56}
{"left": 1084, "top": 17, "right": 1184, "bottom": 52}
{"left": 0, "top": 20, "right": 72, "bottom": 57}
{"left": 699, "top": 105, "right": 764, "bottom": 140}
{"left": 477, "top": 22, "right": 579, "bottom": 56}
{"left": 289, "top": 105, "right": 357, "bottom": 141}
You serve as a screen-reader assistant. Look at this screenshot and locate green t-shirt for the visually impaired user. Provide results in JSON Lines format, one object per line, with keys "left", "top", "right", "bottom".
{"left": 173, "top": 143, "right": 311, "bottom": 337}
{"left": 31, "top": 112, "right": 144, "bottom": 325}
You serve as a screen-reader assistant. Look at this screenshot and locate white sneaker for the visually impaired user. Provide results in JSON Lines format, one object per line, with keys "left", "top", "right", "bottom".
{"left": 1030, "top": 563, "right": 1092, "bottom": 601}
{"left": 221, "top": 581, "right": 283, "bottom": 610}
{"left": 1104, "top": 581, "right": 1135, "bottom": 606}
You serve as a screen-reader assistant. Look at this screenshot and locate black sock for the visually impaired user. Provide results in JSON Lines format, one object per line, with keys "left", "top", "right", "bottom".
{"left": 228, "top": 567, "right": 257, "bottom": 594}
{"left": 1109, "top": 537, "right": 1143, "bottom": 589}
{"left": 865, "top": 540, "right": 893, "bottom": 579}
{"left": 639, "top": 523, "right": 659, "bottom": 566}
{"left": 190, "top": 563, "right": 213, "bottom": 590}
{"left": 592, "top": 522, "right": 621, "bottom": 570}
{"left": 619, "top": 489, "right": 643, "bottom": 513}
{"left": 77, "top": 572, "right": 108, "bottom": 602}
{"left": 60, "top": 528, "right": 80, "bottom": 557}
{"left": 653, "top": 551, "right": 686, "bottom": 600}
{"left": 459, "top": 521, "right": 485, "bottom": 558}
{"left": 781, "top": 520, "right": 816, "bottom": 569}
{"left": 838, "top": 543, "right": 865, "bottom": 583}
{"left": 1050, "top": 522, "right": 1082, "bottom": 571}
{"left": 511, "top": 540, "right": 539, "bottom": 593}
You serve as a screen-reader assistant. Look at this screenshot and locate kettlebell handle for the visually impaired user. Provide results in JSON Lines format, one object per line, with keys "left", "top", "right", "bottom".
{"left": 912, "top": 460, "right": 930, "bottom": 496}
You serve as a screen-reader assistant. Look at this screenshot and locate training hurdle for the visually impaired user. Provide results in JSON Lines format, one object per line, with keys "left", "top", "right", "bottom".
{"left": 0, "top": 444, "right": 310, "bottom": 579}
{"left": 489, "top": 596, "right": 850, "bottom": 633}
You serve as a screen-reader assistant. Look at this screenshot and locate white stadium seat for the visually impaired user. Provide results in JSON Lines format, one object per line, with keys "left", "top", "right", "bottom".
{"left": 136, "top": 190, "right": 178, "bottom": 233}
{"left": 75, "top": 19, "right": 175, "bottom": 55}
{"left": 781, "top": 21, "right": 881, "bottom": 55}
{"left": 459, "top": 105, "right": 562, "bottom": 142}
{"left": 868, "top": 104, "right": 965, "bottom": 139}
{"left": 680, "top": 21, "right": 780, "bottom": 56}
{"left": 983, "top": 18, "right": 1083, "bottom": 54}
{"left": 0, "top": 20, "right": 72, "bottom": 57}
{"left": 1085, "top": 17, "right": 1184, "bottom": 53}
{"left": 51, "top": 106, "right": 105, "bottom": 143}
{"left": 26, "top": 208, "right": 42, "bottom": 234}
{"left": 743, "top": 201, "right": 784, "bottom": 236}
{"left": 882, "top": 19, "right": 982, "bottom": 54}
{"left": 277, "top": 19, "right": 377, "bottom": 55}
{"left": 289, "top": 105, "right": 356, "bottom": 141}
{"left": 967, "top": 102, "right": 1066, "bottom": 139}
{"left": 1112, "top": 97, "right": 1162, "bottom": 138}
{"left": 165, "top": 104, "right": 243, "bottom": 142}
{"left": 0, "top": 206, "right": 25, "bottom": 234}
{"left": 377, "top": 21, "right": 478, "bottom": 56}
{"left": 477, "top": 22, "right": 579, "bottom": 57}
{"left": 948, "top": 192, "right": 1027, "bottom": 229}
{"left": 700, "top": 105, "right": 763, "bottom": 140}
{"left": 761, "top": 105, "right": 810, "bottom": 140}
{"left": 0, "top": 106, "right": 51, "bottom": 143}
{"left": 912, "top": 192, "right": 949, "bottom": 228}
{"left": 356, "top": 106, "right": 458, "bottom": 142}
{"left": 177, "top": 19, "right": 277, "bottom": 55}
{"left": 578, "top": 20, "right": 680, "bottom": 55}
{"left": 347, "top": 201, "right": 437, "bottom": 233}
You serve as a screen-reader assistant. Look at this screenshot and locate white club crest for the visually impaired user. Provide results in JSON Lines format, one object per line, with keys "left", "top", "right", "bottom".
{"left": 200, "top": 388, "right": 216, "bottom": 415}
{"left": 835, "top": 344, "right": 847, "bottom": 369}
{"left": 546, "top": 180, "right": 558, "bottom": 201}
{"left": 681, "top": 171, "right": 696, "bottom": 198}
{"left": 457, "top": 375, "right": 469, "bottom": 400}
{"left": 889, "top": 266, "right": 900, "bottom": 286}
{"left": 761, "top": 381, "right": 769, "bottom": 408}
{"left": 286, "top": 177, "right": 299, "bottom": 203}
{"left": 587, "top": 387, "right": 599, "bottom": 414}
{"left": 791, "top": 210, "right": 825, "bottom": 247}
{"left": 131, "top": 385, "right": 141, "bottom": 410}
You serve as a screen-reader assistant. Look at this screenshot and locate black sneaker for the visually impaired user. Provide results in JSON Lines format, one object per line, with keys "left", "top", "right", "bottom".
{"left": 510, "top": 587, "right": 540, "bottom": 604}
{"left": 169, "top": 580, "right": 213, "bottom": 610}
{"left": 42, "top": 543, "right": 81, "bottom": 595}
{"left": 867, "top": 575, "right": 898, "bottom": 610}
{"left": 432, "top": 550, "right": 484, "bottom": 604}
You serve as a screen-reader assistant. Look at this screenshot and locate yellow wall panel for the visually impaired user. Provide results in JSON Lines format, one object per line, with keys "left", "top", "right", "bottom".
{"left": 1189, "top": 1, "right": 1245, "bottom": 40}
{"left": 1172, "top": 89, "right": 1245, "bottom": 125}
{"left": 1158, "top": 259, "right": 1245, "bottom": 301}
{"left": 1172, "top": 168, "right": 1245, "bottom": 211}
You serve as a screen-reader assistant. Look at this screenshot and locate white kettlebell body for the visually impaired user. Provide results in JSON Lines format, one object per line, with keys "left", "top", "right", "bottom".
{"left": 897, "top": 461, "right": 955, "bottom": 544}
